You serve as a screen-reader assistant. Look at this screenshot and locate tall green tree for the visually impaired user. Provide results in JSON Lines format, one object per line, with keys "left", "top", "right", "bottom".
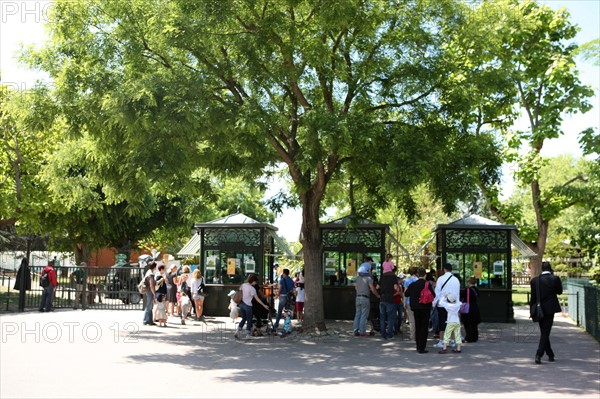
{"left": 0, "top": 84, "right": 59, "bottom": 254}
{"left": 454, "top": 0, "right": 595, "bottom": 276}
{"left": 502, "top": 155, "right": 594, "bottom": 261}
{"left": 31, "top": 0, "right": 499, "bottom": 330}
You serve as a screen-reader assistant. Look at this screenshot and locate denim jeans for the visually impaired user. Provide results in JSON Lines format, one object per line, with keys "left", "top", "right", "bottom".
{"left": 379, "top": 301, "right": 396, "bottom": 339}
{"left": 273, "top": 295, "right": 289, "bottom": 329}
{"left": 143, "top": 291, "right": 155, "bottom": 324}
{"left": 39, "top": 285, "right": 55, "bottom": 311}
{"left": 238, "top": 303, "right": 253, "bottom": 332}
{"left": 353, "top": 296, "right": 370, "bottom": 335}
{"left": 394, "top": 302, "right": 404, "bottom": 333}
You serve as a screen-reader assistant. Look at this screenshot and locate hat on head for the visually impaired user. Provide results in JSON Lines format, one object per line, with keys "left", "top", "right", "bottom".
{"left": 446, "top": 293, "right": 457, "bottom": 303}
{"left": 227, "top": 290, "right": 236, "bottom": 297}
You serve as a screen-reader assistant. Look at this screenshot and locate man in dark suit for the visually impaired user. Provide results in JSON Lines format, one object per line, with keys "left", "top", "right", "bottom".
{"left": 530, "top": 261, "right": 563, "bottom": 364}
{"left": 404, "top": 268, "right": 436, "bottom": 353}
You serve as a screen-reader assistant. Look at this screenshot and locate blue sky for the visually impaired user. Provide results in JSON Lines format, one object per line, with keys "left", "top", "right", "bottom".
{"left": 1, "top": 0, "right": 598, "bottom": 242}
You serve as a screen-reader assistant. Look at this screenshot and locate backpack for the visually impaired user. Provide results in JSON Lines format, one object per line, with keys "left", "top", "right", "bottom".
{"left": 40, "top": 271, "right": 50, "bottom": 288}
{"left": 196, "top": 277, "right": 206, "bottom": 295}
{"left": 137, "top": 276, "right": 148, "bottom": 295}
{"left": 419, "top": 281, "right": 434, "bottom": 304}
{"left": 180, "top": 280, "right": 189, "bottom": 293}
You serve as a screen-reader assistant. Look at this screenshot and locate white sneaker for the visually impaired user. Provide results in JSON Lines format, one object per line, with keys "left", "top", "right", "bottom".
{"left": 434, "top": 340, "right": 444, "bottom": 348}
{"left": 449, "top": 339, "right": 456, "bottom": 347}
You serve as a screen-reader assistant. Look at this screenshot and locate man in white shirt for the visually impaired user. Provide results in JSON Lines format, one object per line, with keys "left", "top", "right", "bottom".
{"left": 433, "top": 263, "right": 460, "bottom": 348}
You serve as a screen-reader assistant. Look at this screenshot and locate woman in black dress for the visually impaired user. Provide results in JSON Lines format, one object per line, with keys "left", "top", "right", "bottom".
{"left": 461, "top": 277, "right": 481, "bottom": 342}
{"left": 166, "top": 264, "right": 178, "bottom": 316}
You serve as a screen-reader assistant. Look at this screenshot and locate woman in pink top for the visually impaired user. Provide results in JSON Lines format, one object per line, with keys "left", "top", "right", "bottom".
{"left": 235, "top": 274, "right": 269, "bottom": 339}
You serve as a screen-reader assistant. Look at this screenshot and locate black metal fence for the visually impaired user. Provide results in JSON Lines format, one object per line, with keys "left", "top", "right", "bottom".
{"left": 566, "top": 279, "right": 600, "bottom": 342}
{"left": 2, "top": 266, "right": 144, "bottom": 312}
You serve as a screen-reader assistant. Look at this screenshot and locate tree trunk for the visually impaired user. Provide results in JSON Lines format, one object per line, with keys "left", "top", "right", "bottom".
{"left": 74, "top": 242, "right": 90, "bottom": 265}
{"left": 529, "top": 179, "right": 549, "bottom": 277}
{"left": 299, "top": 189, "right": 326, "bottom": 333}
{"left": 529, "top": 221, "right": 549, "bottom": 277}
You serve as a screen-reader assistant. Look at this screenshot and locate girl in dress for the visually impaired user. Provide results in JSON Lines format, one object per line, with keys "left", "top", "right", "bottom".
{"left": 155, "top": 294, "right": 168, "bottom": 327}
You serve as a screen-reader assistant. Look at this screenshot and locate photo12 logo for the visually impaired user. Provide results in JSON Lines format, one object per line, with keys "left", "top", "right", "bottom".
{"left": 1, "top": 1, "right": 53, "bottom": 24}
{"left": 1, "top": 321, "right": 140, "bottom": 344}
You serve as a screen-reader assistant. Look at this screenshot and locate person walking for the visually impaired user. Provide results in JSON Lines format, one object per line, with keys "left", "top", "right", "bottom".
{"left": 142, "top": 262, "right": 157, "bottom": 325}
{"left": 353, "top": 267, "right": 380, "bottom": 336}
{"left": 530, "top": 261, "right": 563, "bottom": 364}
{"left": 404, "top": 268, "right": 436, "bottom": 353}
{"left": 378, "top": 270, "right": 399, "bottom": 340}
{"left": 273, "top": 268, "right": 295, "bottom": 330}
{"left": 39, "top": 262, "right": 57, "bottom": 312}
{"left": 432, "top": 263, "right": 460, "bottom": 348}
{"left": 235, "top": 274, "right": 269, "bottom": 339}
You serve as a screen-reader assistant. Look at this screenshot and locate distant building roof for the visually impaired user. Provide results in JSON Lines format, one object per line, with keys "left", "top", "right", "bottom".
{"left": 193, "top": 212, "right": 278, "bottom": 231}
{"left": 434, "top": 214, "right": 535, "bottom": 258}
{"left": 436, "top": 214, "right": 516, "bottom": 230}
{"left": 321, "top": 215, "right": 388, "bottom": 229}
{"left": 179, "top": 213, "right": 294, "bottom": 259}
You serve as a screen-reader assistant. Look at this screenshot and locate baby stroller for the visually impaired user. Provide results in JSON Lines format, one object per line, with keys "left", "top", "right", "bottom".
{"left": 251, "top": 293, "right": 274, "bottom": 336}
{"left": 369, "top": 292, "right": 381, "bottom": 336}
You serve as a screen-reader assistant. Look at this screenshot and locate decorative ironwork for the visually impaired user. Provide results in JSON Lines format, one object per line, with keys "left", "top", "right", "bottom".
{"left": 204, "top": 228, "right": 261, "bottom": 247}
{"left": 264, "top": 234, "right": 274, "bottom": 253}
{"left": 445, "top": 229, "right": 508, "bottom": 250}
{"left": 322, "top": 229, "right": 383, "bottom": 248}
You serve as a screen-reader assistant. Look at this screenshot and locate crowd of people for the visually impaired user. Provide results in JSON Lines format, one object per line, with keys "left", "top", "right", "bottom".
{"left": 142, "top": 262, "right": 208, "bottom": 326}
{"left": 26, "top": 253, "right": 560, "bottom": 365}
{"left": 354, "top": 257, "right": 482, "bottom": 355}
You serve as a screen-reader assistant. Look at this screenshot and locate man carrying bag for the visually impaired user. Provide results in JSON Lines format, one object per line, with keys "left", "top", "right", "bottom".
{"left": 529, "top": 261, "right": 563, "bottom": 365}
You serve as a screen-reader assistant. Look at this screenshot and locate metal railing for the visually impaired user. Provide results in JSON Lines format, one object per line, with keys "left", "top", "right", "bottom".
{"left": 566, "top": 279, "right": 599, "bottom": 342}
{"left": 2, "top": 266, "right": 144, "bottom": 312}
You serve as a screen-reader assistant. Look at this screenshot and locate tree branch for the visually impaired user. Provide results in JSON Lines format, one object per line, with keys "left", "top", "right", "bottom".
{"left": 516, "top": 77, "right": 536, "bottom": 131}
{"left": 366, "top": 86, "right": 436, "bottom": 112}
{"left": 560, "top": 174, "right": 588, "bottom": 188}
{"left": 540, "top": 175, "right": 589, "bottom": 207}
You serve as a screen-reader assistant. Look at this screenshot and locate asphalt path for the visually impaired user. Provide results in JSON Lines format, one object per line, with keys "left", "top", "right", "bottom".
{"left": 1, "top": 306, "right": 598, "bottom": 398}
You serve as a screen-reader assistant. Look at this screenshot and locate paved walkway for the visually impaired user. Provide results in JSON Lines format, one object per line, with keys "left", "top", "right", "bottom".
{"left": 1, "top": 306, "right": 598, "bottom": 398}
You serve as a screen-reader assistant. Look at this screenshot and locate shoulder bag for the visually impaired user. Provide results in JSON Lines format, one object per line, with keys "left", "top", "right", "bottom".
{"left": 232, "top": 285, "right": 243, "bottom": 305}
{"left": 530, "top": 276, "right": 544, "bottom": 322}
{"left": 459, "top": 287, "right": 470, "bottom": 314}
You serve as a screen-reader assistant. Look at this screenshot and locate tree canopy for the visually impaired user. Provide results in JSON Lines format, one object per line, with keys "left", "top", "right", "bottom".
{"left": 16, "top": 0, "right": 595, "bottom": 328}
{"left": 451, "top": 0, "right": 595, "bottom": 275}
{"left": 26, "top": 0, "right": 508, "bottom": 330}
